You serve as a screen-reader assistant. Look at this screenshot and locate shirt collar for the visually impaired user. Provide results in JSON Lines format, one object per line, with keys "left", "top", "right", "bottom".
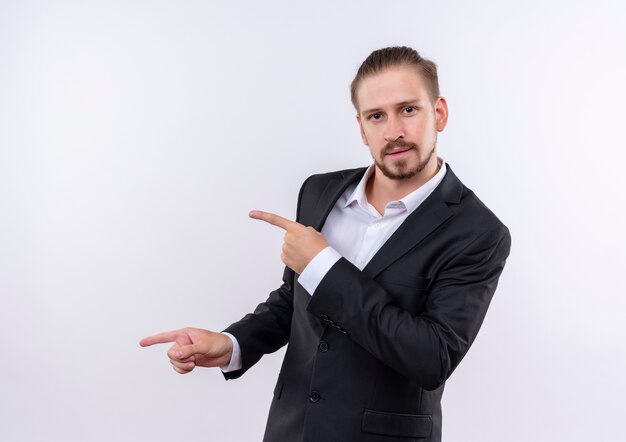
{"left": 344, "top": 156, "right": 447, "bottom": 215}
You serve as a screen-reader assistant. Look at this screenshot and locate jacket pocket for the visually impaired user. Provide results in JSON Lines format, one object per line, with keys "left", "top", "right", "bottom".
{"left": 273, "top": 377, "right": 284, "bottom": 400}
{"left": 361, "top": 409, "right": 432, "bottom": 438}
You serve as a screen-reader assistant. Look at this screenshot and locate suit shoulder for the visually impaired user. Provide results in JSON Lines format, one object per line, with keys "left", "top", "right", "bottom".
{"left": 303, "top": 166, "right": 366, "bottom": 183}
{"left": 454, "top": 186, "right": 511, "bottom": 246}
{"left": 445, "top": 168, "right": 510, "bottom": 241}
{"left": 299, "top": 166, "right": 367, "bottom": 192}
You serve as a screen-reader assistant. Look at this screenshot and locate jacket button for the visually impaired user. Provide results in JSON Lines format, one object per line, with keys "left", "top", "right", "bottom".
{"left": 318, "top": 341, "right": 329, "bottom": 353}
{"left": 309, "top": 390, "right": 321, "bottom": 403}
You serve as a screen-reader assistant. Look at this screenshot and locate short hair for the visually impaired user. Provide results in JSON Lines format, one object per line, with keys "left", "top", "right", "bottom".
{"left": 350, "top": 46, "right": 440, "bottom": 111}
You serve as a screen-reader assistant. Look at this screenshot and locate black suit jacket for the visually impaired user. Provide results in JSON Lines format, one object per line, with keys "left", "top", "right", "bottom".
{"left": 224, "top": 164, "right": 511, "bottom": 442}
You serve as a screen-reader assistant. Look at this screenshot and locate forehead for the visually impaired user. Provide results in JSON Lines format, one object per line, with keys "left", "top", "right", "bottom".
{"left": 357, "top": 66, "right": 429, "bottom": 113}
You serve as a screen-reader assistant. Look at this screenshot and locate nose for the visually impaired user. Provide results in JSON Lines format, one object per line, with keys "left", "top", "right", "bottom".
{"left": 383, "top": 114, "right": 404, "bottom": 142}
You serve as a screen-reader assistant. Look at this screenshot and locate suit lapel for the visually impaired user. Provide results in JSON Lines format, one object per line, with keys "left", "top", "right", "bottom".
{"left": 309, "top": 168, "right": 367, "bottom": 230}
{"left": 364, "top": 165, "right": 464, "bottom": 278}
{"left": 363, "top": 194, "right": 453, "bottom": 279}
{"left": 306, "top": 164, "right": 465, "bottom": 279}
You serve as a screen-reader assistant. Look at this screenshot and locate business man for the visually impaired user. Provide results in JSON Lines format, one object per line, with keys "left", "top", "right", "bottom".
{"left": 141, "top": 46, "right": 511, "bottom": 442}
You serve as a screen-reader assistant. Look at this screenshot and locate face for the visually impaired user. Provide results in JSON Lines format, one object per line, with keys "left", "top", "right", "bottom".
{"left": 356, "top": 66, "right": 448, "bottom": 181}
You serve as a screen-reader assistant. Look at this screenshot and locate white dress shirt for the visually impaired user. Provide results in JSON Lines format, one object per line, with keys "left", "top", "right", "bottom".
{"left": 221, "top": 157, "right": 447, "bottom": 373}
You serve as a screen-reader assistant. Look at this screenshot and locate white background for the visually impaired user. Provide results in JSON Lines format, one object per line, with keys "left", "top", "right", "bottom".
{"left": 1, "top": 1, "right": 625, "bottom": 441}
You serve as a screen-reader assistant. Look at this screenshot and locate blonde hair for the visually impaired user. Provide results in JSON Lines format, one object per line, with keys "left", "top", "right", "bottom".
{"left": 350, "top": 46, "right": 440, "bottom": 110}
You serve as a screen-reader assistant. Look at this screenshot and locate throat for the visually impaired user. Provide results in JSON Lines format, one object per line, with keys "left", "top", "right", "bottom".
{"left": 366, "top": 163, "right": 439, "bottom": 212}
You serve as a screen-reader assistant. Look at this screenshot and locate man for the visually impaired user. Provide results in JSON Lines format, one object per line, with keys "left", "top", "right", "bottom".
{"left": 140, "top": 46, "right": 511, "bottom": 442}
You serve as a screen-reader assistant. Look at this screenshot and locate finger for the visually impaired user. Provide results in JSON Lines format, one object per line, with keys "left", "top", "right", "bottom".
{"left": 170, "top": 343, "right": 200, "bottom": 360}
{"left": 172, "top": 364, "right": 194, "bottom": 374}
{"left": 139, "top": 329, "right": 184, "bottom": 347}
{"left": 249, "top": 210, "right": 298, "bottom": 231}
{"left": 166, "top": 344, "right": 196, "bottom": 362}
{"left": 170, "top": 358, "right": 196, "bottom": 371}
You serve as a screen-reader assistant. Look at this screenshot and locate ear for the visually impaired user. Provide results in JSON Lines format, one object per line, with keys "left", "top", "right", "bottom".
{"left": 434, "top": 96, "right": 449, "bottom": 132}
{"left": 356, "top": 114, "right": 368, "bottom": 145}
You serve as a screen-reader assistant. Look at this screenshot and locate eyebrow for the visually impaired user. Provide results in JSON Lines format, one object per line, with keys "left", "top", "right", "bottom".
{"left": 361, "top": 99, "right": 422, "bottom": 116}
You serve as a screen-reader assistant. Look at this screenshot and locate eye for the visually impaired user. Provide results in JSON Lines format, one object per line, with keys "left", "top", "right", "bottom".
{"left": 369, "top": 113, "right": 383, "bottom": 121}
{"left": 403, "top": 106, "right": 415, "bottom": 114}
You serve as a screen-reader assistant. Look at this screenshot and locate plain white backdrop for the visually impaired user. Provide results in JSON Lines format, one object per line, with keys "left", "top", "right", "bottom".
{"left": 1, "top": 0, "right": 625, "bottom": 441}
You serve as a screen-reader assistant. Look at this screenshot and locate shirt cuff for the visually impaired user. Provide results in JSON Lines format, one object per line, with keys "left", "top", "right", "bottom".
{"left": 298, "top": 246, "right": 342, "bottom": 295}
{"left": 220, "top": 332, "right": 242, "bottom": 372}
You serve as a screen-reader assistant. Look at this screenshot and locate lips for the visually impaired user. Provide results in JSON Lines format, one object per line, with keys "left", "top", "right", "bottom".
{"left": 386, "top": 147, "right": 413, "bottom": 156}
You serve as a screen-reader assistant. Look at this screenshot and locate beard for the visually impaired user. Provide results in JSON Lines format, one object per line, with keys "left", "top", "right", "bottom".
{"left": 373, "top": 137, "right": 437, "bottom": 180}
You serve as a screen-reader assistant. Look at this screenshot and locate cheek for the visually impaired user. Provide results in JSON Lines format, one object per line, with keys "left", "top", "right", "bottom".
{"left": 364, "top": 126, "right": 385, "bottom": 143}
{"left": 412, "top": 121, "right": 436, "bottom": 141}
{"left": 372, "top": 145, "right": 387, "bottom": 161}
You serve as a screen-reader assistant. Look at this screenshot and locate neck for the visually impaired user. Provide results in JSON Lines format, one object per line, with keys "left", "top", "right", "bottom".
{"left": 365, "top": 157, "right": 440, "bottom": 215}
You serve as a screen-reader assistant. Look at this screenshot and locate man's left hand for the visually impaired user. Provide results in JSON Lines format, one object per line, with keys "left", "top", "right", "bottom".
{"left": 249, "top": 210, "right": 328, "bottom": 274}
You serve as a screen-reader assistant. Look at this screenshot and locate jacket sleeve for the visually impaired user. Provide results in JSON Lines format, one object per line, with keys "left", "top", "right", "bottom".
{"left": 221, "top": 175, "right": 313, "bottom": 380}
{"left": 306, "top": 224, "right": 512, "bottom": 390}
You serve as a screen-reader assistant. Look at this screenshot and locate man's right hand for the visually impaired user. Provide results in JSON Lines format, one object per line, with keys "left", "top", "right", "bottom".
{"left": 139, "top": 327, "right": 233, "bottom": 374}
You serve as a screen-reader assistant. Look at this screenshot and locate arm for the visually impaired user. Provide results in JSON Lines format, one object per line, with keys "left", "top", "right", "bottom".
{"left": 248, "top": 179, "right": 512, "bottom": 390}
{"left": 307, "top": 225, "right": 512, "bottom": 390}
{"left": 220, "top": 264, "right": 296, "bottom": 379}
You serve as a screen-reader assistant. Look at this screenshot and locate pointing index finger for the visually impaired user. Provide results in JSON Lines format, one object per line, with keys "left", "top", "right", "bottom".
{"left": 139, "top": 330, "right": 184, "bottom": 347}
{"left": 249, "top": 210, "right": 298, "bottom": 231}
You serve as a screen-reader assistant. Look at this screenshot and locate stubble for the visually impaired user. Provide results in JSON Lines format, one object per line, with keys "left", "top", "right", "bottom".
{"left": 373, "top": 138, "right": 436, "bottom": 180}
